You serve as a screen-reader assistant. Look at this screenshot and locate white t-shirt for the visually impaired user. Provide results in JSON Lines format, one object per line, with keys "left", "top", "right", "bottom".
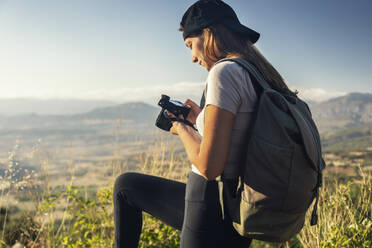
{"left": 192, "top": 60, "right": 258, "bottom": 178}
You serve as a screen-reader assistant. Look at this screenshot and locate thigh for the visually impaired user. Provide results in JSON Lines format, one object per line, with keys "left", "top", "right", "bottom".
{"left": 181, "top": 172, "right": 225, "bottom": 248}
{"left": 114, "top": 172, "right": 186, "bottom": 230}
{"left": 180, "top": 172, "right": 252, "bottom": 248}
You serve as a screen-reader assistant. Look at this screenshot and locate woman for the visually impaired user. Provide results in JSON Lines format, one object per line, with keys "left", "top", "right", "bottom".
{"left": 114, "top": 1, "right": 294, "bottom": 247}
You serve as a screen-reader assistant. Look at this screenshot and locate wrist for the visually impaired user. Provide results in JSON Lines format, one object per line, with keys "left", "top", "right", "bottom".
{"left": 175, "top": 121, "right": 193, "bottom": 133}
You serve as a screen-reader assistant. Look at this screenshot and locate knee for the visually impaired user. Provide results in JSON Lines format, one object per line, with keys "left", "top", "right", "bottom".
{"left": 113, "top": 172, "right": 140, "bottom": 197}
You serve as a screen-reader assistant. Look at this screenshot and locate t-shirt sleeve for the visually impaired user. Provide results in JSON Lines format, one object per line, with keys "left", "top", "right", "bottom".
{"left": 205, "top": 62, "right": 242, "bottom": 115}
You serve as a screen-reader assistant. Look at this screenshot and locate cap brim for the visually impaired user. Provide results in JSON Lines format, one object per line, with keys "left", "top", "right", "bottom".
{"left": 222, "top": 19, "right": 260, "bottom": 44}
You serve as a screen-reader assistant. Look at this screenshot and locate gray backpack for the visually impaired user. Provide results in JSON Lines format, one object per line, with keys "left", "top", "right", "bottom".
{"left": 209, "top": 58, "right": 326, "bottom": 242}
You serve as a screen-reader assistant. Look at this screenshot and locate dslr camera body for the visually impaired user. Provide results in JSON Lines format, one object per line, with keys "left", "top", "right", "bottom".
{"left": 155, "top": 95, "right": 192, "bottom": 131}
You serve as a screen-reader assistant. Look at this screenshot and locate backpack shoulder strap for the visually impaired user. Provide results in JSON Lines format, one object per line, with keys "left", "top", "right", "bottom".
{"left": 201, "top": 58, "right": 263, "bottom": 109}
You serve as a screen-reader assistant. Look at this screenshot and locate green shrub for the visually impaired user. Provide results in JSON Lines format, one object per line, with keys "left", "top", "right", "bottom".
{"left": 58, "top": 185, "right": 114, "bottom": 248}
{"left": 139, "top": 214, "right": 180, "bottom": 248}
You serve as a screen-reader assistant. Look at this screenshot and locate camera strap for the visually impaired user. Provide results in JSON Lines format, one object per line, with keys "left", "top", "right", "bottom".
{"left": 200, "top": 91, "right": 206, "bottom": 109}
{"left": 167, "top": 117, "right": 198, "bottom": 131}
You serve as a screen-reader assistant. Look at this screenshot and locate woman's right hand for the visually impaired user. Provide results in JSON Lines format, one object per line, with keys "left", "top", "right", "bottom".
{"left": 185, "top": 99, "right": 202, "bottom": 125}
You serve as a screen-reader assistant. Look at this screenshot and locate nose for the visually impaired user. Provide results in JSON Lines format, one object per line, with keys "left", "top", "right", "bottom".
{"left": 192, "top": 56, "right": 198, "bottom": 63}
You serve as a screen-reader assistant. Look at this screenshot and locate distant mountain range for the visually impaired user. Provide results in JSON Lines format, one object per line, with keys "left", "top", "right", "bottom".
{"left": 0, "top": 102, "right": 158, "bottom": 130}
{"left": 0, "top": 92, "right": 371, "bottom": 132}
{"left": 74, "top": 102, "right": 158, "bottom": 122}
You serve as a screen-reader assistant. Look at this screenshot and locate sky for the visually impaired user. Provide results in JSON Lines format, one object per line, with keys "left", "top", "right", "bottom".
{"left": 0, "top": 0, "right": 371, "bottom": 104}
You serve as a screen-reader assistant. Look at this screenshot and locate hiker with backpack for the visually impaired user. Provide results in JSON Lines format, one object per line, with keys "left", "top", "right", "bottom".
{"left": 113, "top": 1, "right": 325, "bottom": 247}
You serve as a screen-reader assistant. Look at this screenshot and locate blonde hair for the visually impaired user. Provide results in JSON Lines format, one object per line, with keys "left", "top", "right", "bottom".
{"left": 181, "top": 24, "right": 295, "bottom": 94}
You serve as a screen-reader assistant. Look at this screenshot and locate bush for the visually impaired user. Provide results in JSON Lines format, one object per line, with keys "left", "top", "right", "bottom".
{"left": 139, "top": 214, "right": 180, "bottom": 248}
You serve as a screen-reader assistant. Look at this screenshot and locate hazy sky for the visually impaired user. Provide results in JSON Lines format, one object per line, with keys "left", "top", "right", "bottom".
{"left": 1, "top": 0, "right": 371, "bottom": 103}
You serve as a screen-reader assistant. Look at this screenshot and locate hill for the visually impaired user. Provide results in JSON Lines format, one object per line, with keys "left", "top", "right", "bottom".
{"left": 75, "top": 102, "right": 158, "bottom": 122}
{"left": 0, "top": 102, "right": 158, "bottom": 130}
{"left": 321, "top": 123, "right": 372, "bottom": 152}
{"left": 310, "top": 92, "right": 372, "bottom": 131}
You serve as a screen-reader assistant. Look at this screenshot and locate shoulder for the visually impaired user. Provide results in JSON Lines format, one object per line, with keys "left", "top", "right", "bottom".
{"left": 207, "top": 60, "right": 248, "bottom": 88}
{"left": 209, "top": 60, "right": 244, "bottom": 78}
{"left": 205, "top": 60, "right": 257, "bottom": 114}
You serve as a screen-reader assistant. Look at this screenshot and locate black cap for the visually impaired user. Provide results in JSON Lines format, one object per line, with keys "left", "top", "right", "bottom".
{"left": 180, "top": 0, "right": 260, "bottom": 43}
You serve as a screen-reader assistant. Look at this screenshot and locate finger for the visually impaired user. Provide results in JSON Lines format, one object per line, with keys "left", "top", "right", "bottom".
{"left": 169, "top": 123, "right": 179, "bottom": 135}
{"left": 169, "top": 127, "right": 177, "bottom": 135}
{"left": 185, "top": 99, "right": 198, "bottom": 108}
{"left": 167, "top": 112, "right": 176, "bottom": 118}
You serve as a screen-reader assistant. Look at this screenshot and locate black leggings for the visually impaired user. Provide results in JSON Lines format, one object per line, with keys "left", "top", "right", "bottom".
{"left": 113, "top": 172, "right": 252, "bottom": 248}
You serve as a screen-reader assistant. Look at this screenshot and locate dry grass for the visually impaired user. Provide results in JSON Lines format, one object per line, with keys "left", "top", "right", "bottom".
{"left": 298, "top": 168, "right": 371, "bottom": 247}
{"left": 0, "top": 134, "right": 371, "bottom": 247}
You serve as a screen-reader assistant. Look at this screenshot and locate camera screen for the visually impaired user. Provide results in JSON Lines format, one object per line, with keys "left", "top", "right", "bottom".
{"left": 169, "top": 100, "right": 184, "bottom": 107}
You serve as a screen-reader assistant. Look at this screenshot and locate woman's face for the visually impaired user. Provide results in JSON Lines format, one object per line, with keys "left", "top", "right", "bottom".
{"left": 185, "top": 36, "right": 213, "bottom": 71}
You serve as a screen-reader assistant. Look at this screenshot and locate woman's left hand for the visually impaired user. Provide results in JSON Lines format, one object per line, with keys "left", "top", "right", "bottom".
{"left": 168, "top": 113, "right": 186, "bottom": 135}
{"left": 170, "top": 121, "right": 183, "bottom": 135}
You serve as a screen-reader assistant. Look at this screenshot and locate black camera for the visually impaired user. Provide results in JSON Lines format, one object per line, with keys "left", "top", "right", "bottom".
{"left": 155, "top": 95, "right": 192, "bottom": 131}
